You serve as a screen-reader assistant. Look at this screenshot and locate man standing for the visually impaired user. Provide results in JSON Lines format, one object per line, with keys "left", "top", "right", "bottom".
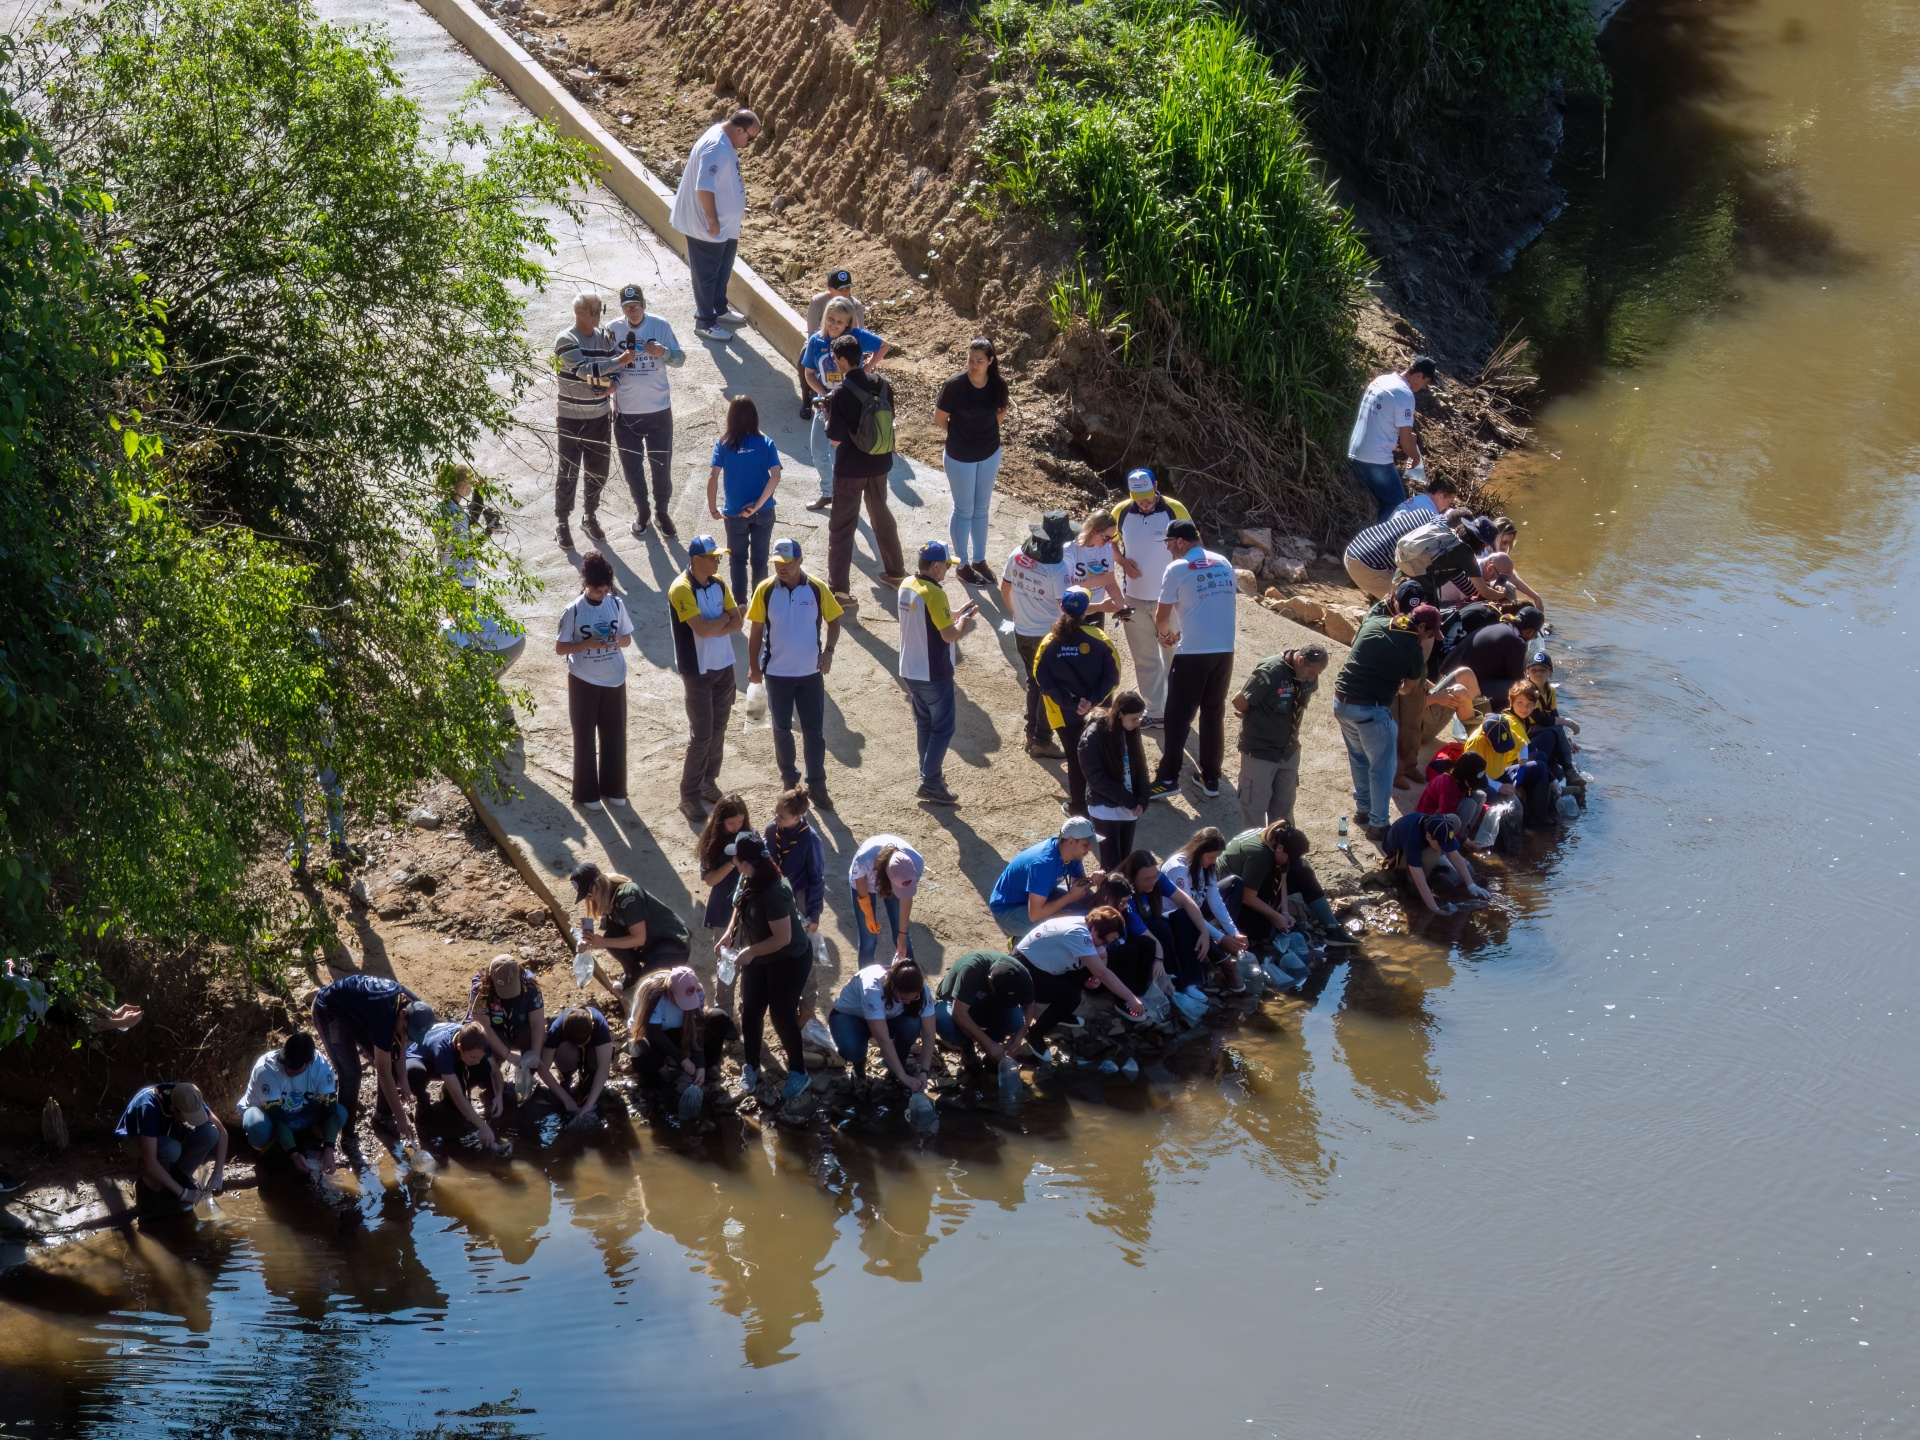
{"left": 999, "top": 510, "right": 1074, "bottom": 757}
{"left": 822, "top": 333, "right": 906, "bottom": 602}
{"left": 553, "top": 292, "right": 620, "bottom": 549}
{"left": 605, "top": 283, "right": 684, "bottom": 540}
{"left": 800, "top": 268, "right": 863, "bottom": 419}
{"left": 669, "top": 535, "right": 743, "bottom": 823}
{"left": 1347, "top": 356, "right": 1439, "bottom": 521}
{"left": 1111, "top": 468, "right": 1190, "bottom": 726}
{"left": 747, "top": 537, "right": 843, "bottom": 808}
{"left": 1147, "top": 519, "right": 1239, "bottom": 802}
{"left": 671, "top": 108, "right": 761, "bottom": 341}
{"left": 1332, "top": 603, "right": 1441, "bottom": 843}
{"left": 897, "top": 540, "right": 977, "bottom": 806}
{"left": 1342, "top": 476, "right": 1459, "bottom": 598}
{"left": 1233, "top": 643, "right": 1329, "bottom": 828}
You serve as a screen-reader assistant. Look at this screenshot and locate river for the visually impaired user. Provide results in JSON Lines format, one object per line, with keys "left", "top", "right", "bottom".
{"left": 4, "top": 0, "right": 1917, "bottom": 1433}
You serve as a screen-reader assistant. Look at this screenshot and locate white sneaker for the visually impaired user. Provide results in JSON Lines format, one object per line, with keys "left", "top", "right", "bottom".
{"left": 583, "top": 800, "right": 604, "bottom": 811}
{"left": 694, "top": 323, "right": 734, "bottom": 341}
{"left": 609, "top": 796, "right": 628, "bottom": 807}
{"left": 719, "top": 307, "right": 748, "bottom": 325}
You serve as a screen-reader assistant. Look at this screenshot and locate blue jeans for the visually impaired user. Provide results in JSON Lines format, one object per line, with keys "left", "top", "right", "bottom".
{"left": 1333, "top": 699, "right": 1398, "bottom": 824}
{"left": 687, "top": 234, "right": 739, "bottom": 328}
{"left": 809, "top": 408, "right": 834, "bottom": 498}
{"left": 934, "top": 998, "right": 1022, "bottom": 1052}
{"left": 125, "top": 1121, "right": 221, "bottom": 1190}
{"left": 242, "top": 1099, "right": 348, "bottom": 1154}
{"left": 1351, "top": 459, "right": 1406, "bottom": 521}
{"left": 829, "top": 1008, "right": 925, "bottom": 1070}
{"left": 944, "top": 448, "right": 1002, "bottom": 564}
{"left": 851, "top": 882, "right": 914, "bottom": 966}
{"left": 725, "top": 507, "right": 775, "bottom": 603}
{"left": 767, "top": 670, "right": 826, "bottom": 787}
{"left": 904, "top": 677, "right": 956, "bottom": 787}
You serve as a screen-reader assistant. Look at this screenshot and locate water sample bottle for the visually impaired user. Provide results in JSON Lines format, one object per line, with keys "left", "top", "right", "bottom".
{"left": 678, "top": 1084, "right": 705, "bottom": 1123}
{"left": 1338, "top": 813, "right": 1349, "bottom": 838}
{"left": 716, "top": 947, "right": 738, "bottom": 985}
{"left": 572, "top": 943, "right": 595, "bottom": 989}
{"left": 907, "top": 1091, "right": 938, "bottom": 1132}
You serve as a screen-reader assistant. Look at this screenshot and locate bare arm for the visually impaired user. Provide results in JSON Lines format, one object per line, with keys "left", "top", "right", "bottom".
{"left": 707, "top": 467, "right": 722, "bottom": 520}
{"left": 747, "top": 622, "right": 767, "bottom": 683}
{"left": 581, "top": 1043, "right": 612, "bottom": 1110}
{"left": 741, "top": 467, "right": 781, "bottom": 515}
{"left": 934, "top": 408, "right": 950, "bottom": 433}
{"left": 1083, "top": 950, "right": 1143, "bottom": 1017}
{"left": 1397, "top": 423, "right": 1421, "bottom": 467}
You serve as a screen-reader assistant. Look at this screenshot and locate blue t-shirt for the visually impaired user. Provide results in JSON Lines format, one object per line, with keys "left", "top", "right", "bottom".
{"left": 410, "top": 1021, "right": 471, "bottom": 1077}
{"left": 801, "top": 327, "right": 884, "bottom": 389}
{"left": 988, "top": 837, "right": 1085, "bottom": 912}
{"left": 709, "top": 433, "right": 782, "bottom": 516}
{"left": 546, "top": 1007, "right": 613, "bottom": 1051}
{"left": 114, "top": 1083, "right": 191, "bottom": 1140}
{"left": 1383, "top": 812, "right": 1461, "bottom": 866}
{"left": 315, "top": 974, "right": 418, "bottom": 1052}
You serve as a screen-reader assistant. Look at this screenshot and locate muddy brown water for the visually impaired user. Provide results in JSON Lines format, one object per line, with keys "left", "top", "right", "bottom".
{"left": 5, "top": 0, "right": 1919, "bottom": 1433}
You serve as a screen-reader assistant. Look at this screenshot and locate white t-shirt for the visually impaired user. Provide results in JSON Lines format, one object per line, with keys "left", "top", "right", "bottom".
{"left": 1161, "top": 852, "right": 1238, "bottom": 941}
{"left": 671, "top": 124, "right": 747, "bottom": 242}
{"left": 1064, "top": 540, "right": 1120, "bottom": 605}
{"left": 849, "top": 835, "right": 923, "bottom": 888}
{"left": 1001, "top": 546, "right": 1068, "bottom": 637}
{"left": 834, "top": 963, "right": 907, "bottom": 1020}
{"left": 240, "top": 1051, "right": 339, "bottom": 1112}
{"left": 1017, "top": 916, "right": 1098, "bottom": 975}
{"left": 605, "top": 314, "right": 681, "bottom": 415}
{"left": 1157, "top": 548, "right": 1238, "bottom": 656}
{"left": 557, "top": 593, "right": 634, "bottom": 687}
{"left": 1114, "top": 499, "right": 1189, "bottom": 602}
{"left": 1348, "top": 373, "right": 1416, "bottom": 465}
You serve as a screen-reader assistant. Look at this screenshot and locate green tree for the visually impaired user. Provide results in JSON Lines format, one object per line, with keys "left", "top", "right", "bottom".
{"left": 0, "top": 0, "right": 598, "bottom": 1034}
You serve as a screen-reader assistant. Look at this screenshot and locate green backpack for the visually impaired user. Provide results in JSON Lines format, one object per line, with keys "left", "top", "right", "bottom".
{"left": 845, "top": 373, "right": 895, "bottom": 456}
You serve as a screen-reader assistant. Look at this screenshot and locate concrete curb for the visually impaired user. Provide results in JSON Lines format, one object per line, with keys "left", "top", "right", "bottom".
{"left": 413, "top": 0, "right": 809, "bottom": 362}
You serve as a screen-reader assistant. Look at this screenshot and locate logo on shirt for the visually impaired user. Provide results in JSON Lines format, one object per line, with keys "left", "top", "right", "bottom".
{"left": 1011, "top": 553, "right": 1037, "bottom": 570}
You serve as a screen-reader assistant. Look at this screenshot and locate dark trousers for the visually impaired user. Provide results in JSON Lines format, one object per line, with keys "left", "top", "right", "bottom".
{"left": 1163, "top": 906, "right": 1214, "bottom": 990}
{"left": 127, "top": 1121, "right": 221, "bottom": 1192}
{"left": 617, "top": 940, "right": 688, "bottom": 990}
{"left": 687, "top": 235, "right": 739, "bottom": 326}
{"left": 405, "top": 1054, "right": 494, "bottom": 1107}
{"left": 614, "top": 409, "right": 673, "bottom": 526}
{"left": 1058, "top": 713, "right": 1089, "bottom": 811}
{"left": 680, "top": 666, "right": 736, "bottom": 801}
{"left": 1094, "top": 818, "right": 1136, "bottom": 871}
{"left": 1529, "top": 723, "right": 1575, "bottom": 780}
{"left": 725, "top": 508, "right": 775, "bottom": 603}
{"left": 1020, "top": 960, "right": 1088, "bottom": 1044}
{"left": 1103, "top": 934, "right": 1159, "bottom": 997}
{"left": 1156, "top": 651, "right": 1235, "bottom": 786}
{"left": 739, "top": 950, "right": 812, "bottom": 1069}
{"left": 568, "top": 674, "right": 627, "bottom": 803}
{"left": 767, "top": 670, "right": 826, "bottom": 787}
{"left": 633, "top": 1011, "right": 736, "bottom": 1084}
{"left": 484, "top": 1016, "right": 537, "bottom": 1054}
{"left": 826, "top": 470, "right": 905, "bottom": 592}
{"left": 556, "top": 412, "right": 611, "bottom": 519}
{"left": 1216, "top": 872, "right": 1281, "bottom": 945}
{"left": 1013, "top": 633, "right": 1048, "bottom": 744}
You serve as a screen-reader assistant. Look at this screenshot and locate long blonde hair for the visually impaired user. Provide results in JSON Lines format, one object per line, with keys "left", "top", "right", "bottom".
{"left": 631, "top": 969, "right": 704, "bottom": 1057}
{"left": 583, "top": 870, "right": 633, "bottom": 920}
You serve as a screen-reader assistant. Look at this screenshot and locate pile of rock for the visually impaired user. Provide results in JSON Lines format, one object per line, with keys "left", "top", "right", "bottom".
{"left": 1227, "top": 528, "right": 1318, "bottom": 591}
{"left": 1260, "top": 594, "right": 1369, "bottom": 646}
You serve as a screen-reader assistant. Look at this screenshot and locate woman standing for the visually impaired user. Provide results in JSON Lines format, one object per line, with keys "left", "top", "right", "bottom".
{"left": 1034, "top": 588, "right": 1121, "bottom": 817}
{"left": 1078, "top": 690, "right": 1151, "bottom": 867}
{"left": 1064, "top": 510, "right": 1125, "bottom": 625}
{"left": 707, "top": 395, "right": 782, "bottom": 604}
{"left": 695, "top": 795, "right": 752, "bottom": 942}
{"left": 800, "top": 298, "right": 888, "bottom": 510}
{"left": 935, "top": 338, "right": 1010, "bottom": 585}
{"left": 718, "top": 830, "right": 815, "bottom": 1101}
{"left": 554, "top": 552, "right": 634, "bottom": 811}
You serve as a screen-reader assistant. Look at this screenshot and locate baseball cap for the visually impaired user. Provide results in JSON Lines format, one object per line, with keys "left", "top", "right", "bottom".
{"left": 1394, "top": 579, "right": 1427, "bottom": 613}
{"left": 167, "top": 1082, "right": 212, "bottom": 1129}
{"left": 687, "top": 534, "right": 727, "bottom": 557}
{"left": 488, "top": 955, "right": 523, "bottom": 998}
{"left": 727, "top": 829, "right": 767, "bottom": 864}
{"left": 669, "top": 966, "right": 705, "bottom": 1010}
{"left": 568, "top": 861, "right": 602, "bottom": 900}
{"left": 1407, "top": 355, "right": 1440, "bottom": 383}
{"left": 406, "top": 1000, "right": 438, "bottom": 1045}
{"left": 1409, "top": 604, "right": 1442, "bottom": 633}
{"left": 772, "top": 537, "right": 803, "bottom": 562}
{"left": 885, "top": 850, "right": 921, "bottom": 897}
{"left": 1165, "top": 518, "right": 1200, "bottom": 542}
{"left": 619, "top": 283, "right": 644, "bottom": 304}
{"left": 1059, "top": 816, "right": 1097, "bottom": 842}
{"left": 1061, "top": 587, "right": 1091, "bottom": 617}
{"left": 987, "top": 958, "right": 1035, "bottom": 1008}
{"left": 828, "top": 268, "right": 853, "bottom": 288}
{"left": 1424, "top": 813, "right": 1462, "bottom": 852}
{"left": 918, "top": 539, "right": 951, "bottom": 565}
{"left": 1515, "top": 605, "right": 1546, "bottom": 631}
{"left": 1528, "top": 649, "right": 1552, "bottom": 669}
{"left": 1126, "top": 468, "right": 1157, "bottom": 494}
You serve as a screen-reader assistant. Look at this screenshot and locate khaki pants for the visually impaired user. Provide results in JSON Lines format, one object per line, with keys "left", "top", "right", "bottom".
{"left": 1344, "top": 552, "right": 1394, "bottom": 599}
{"left": 1236, "top": 751, "right": 1301, "bottom": 829}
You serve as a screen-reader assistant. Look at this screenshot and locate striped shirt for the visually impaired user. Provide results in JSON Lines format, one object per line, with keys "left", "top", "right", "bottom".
{"left": 554, "top": 326, "right": 619, "bottom": 420}
{"left": 1345, "top": 504, "right": 1439, "bottom": 574}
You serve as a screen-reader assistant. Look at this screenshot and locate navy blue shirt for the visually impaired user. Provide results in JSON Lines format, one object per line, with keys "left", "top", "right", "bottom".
{"left": 546, "top": 1007, "right": 613, "bottom": 1051}
{"left": 314, "top": 974, "right": 418, "bottom": 1052}
{"left": 114, "top": 1083, "right": 193, "bottom": 1140}
{"left": 709, "top": 433, "right": 781, "bottom": 516}
{"left": 410, "top": 1021, "right": 471, "bottom": 1077}
{"left": 1382, "top": 812, "right": 1461, "bottom": 867}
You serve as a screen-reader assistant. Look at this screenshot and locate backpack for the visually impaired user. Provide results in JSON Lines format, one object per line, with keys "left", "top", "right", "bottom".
{"left": 843, "top": 374, "right": 895, "bottom": 455}
{"left": 1393, "top": 522, "right": 1457, "bottom": 577}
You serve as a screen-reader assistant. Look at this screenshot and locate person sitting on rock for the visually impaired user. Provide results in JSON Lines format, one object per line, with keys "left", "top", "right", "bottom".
{"left": 406, "top": 1020, "right": 502, "bottom": 1149}
{"left": 117, "top": 1080, "right": 226, "bottom": 1211}
{"left": 933, "top": 950, "right": 1034, "bottom": 1070}
{"left": 1468, "top": 683, "right": 1556, "bottom": 826}
{"left": 542, "top": 1005, "right": 617, "bottom": 1121}
{"left": 1377, "top": 812, "right": 1488, "bottom": 915}
{"left": 1115, "top": 847, "right": 1214, "bottom": 995}
{"left": 626, "top": 969, "right": 734, "bottom": 1098}
{"left": 1097, "top": 873, "right": 1172, "bottom": 1009}
{"left": 1161, "top": 826, "right": 1250, "bottom": 995}
{"left": 238, "top": 1032, "right": 347, "bottom": 1177}
{"left": 1515, "top": 650, "right": 1580, "bottom": 786}
{"left": 1418, "top": 750, "right": 1491, "bottom": 839}
{"left": 467, "top": 955, "right": 547, "bottom": 1096}
{"left": 829, "top": 958, "right": 939, "bottom": 1093}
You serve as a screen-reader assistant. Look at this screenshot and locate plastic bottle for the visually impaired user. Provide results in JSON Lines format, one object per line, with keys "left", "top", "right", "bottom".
{"left": 811, "top": 932, "right": 827, "bottom": 965}
{"left": 907, "top": 1091, "right": 938, "bottom": 1132}
{"left": 1338, "top": 813, "right": 1348, "bottom": 838}
{"left": 572, "top": 943, "right": 595, "bottom": 989}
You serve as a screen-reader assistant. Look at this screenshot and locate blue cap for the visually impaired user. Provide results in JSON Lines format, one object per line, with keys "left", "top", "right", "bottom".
{"left": 687, "top": 535, "right": 726, "bottom": 557}
{"left": 918, "top": 539, "right": 950, "bottom": 564}
{"left": 1424, "top": 814, "right": 1462, "bottom": 853}
{"left": 406, "top": 1001, "right": 438, "bottom": 1045}
{"left": 772, "top": 537, "right": 803, "bottom": 562}
{"left": 1126, "top": 468, "right": 1157, "bottom": 493}
{"left": 1529, "top": 649, "right": 1552, "bottom": 668}
{"left": 1061, "top": 587, "right": 1091, "bottom": 617}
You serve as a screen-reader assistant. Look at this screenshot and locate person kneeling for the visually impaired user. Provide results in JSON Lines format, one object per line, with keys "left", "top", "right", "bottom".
{"left": 1377, "top": 812, "right": 1488, "bottom": 915}
{"left": 239, "top": 1031, "right": 347, "bottom": 1177}
{"left": 934, "top": 950, "right": 1034, "bottom": 1069}
{"left": 407, "top": 1020, "right": 503, "bottom": 1149}
{"left": 543, "top": 1004, "right": 619, "bottom": 1121}
{"left": 626, "top": 971, "right": 733, "bottom": 1102}
{"left": 1014, "top": 907, "right": 1141, "bottom": 1054}
{"left": 830, "top": 958, "right": 938, "bottom": 1092}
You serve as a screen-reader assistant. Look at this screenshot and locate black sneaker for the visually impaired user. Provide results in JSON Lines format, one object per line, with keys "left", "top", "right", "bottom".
{"left": 658, "top": 517, "right": 679, "bottom": 540}
{"left": 810, "top": 789, "right": 836, "bottom": 811}
{"left": 631, "top": 517, "right": 649, "bottom": 538}
{"left": 1147, "top": 778, "right": 1181, "bottom": 802}
{"left": 580, "top": 513, "right": 606, "bottom": 541}
{"left": 556, "top": 520, "right": 575, "bottom": 549}
{"left": 916, "top": 782, "right": 959, "bottom": 806}
{"left": 1198, "top": 779, "right": 1221, "bottom": 798}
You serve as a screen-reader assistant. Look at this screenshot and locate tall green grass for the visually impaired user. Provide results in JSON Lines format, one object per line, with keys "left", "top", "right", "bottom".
{"left": 983, "top": 0, "right": 1370, "bottom": 450}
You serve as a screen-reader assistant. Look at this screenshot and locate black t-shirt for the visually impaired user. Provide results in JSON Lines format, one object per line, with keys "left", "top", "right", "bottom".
{"left": 935, "top": 373, "right": 1006, "bottom": 464}
{"left": 936, "top": 949, "right": 1022, "bottom": 1009}
{"left": 1448, "top": 622, "right": 1530, "bottom": 693}
{"left": 734, "top": 876, "right": 813, "bottom": 962}
{"left": 824, "top": 375, "right": 894, "bottom": 480}
{"left": 605, "top": 882, "right": 690, "bottom": 950}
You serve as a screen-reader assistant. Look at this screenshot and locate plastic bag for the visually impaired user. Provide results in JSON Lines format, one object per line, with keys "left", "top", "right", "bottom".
{"left": 572, "top": 945, "right": 595, "bottom": 989}
{"left": 716, "top": 947, "right": 739, "bottom": 985}
{"left": 741, "top": 681, "right": 769, "bottom": 731}
{"left": 1235, "top": 952, "right": 1268, "bottom": 999}
{"left": 678, "top": 1084, "right": 705, "bottom": 1123}
{"left": 1474, "top": 797, "right": 1517, "bottom": 850}
{"left": 1170, "top": 989, "right": 1211, "bottom": 1026}
{"left": 1142, "top": 982, "right": 1172, "bottom": 1025}
{"left": 907, "top": 1091, "right": 938, "bottom": 1132}
{"left": 1557, "top": 793, "right": 1581, "bottom": 820}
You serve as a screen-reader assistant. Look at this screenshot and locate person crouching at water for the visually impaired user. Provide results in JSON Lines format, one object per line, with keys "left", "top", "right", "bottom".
{"left": 310, "top": 973, "right": 435, "bottom": 1145}
{"left": 570, "top": 862, "right": 692, "bottom": 991}
{"left": 1418, "top": 750, "right": 1490, "bottom": 837}
{"left": 1115, "top": 847, "right": 1215, "bottom": 995}
{"left": 239, "top": 1032, "right": 347, "bottom": 1177}
{"left": 1096, "top": 873, "right": 1172, "bottom": 1011}
{"left": 1467, "top": 683, "right": 1556, "bottom": 826}
{"left": 1275, "top": 828, "right": 1359, "bottom": 949}
{"left": 406, "top": 1020, "right": 502, "bottom": 1149}
{"left": 717, "top": 829, "right": 812, "bottom": 1101}
{"left": 116, "top": 1080, "right": 227, "bottom": 1210}
{"left": 830, "top": 957, "right": 938, "bottom": 1093}
{"left": 1014, "top": 908, "right": 1142, "bottom": 1050}
{"left": 934, "top": 951, "right": 1034, "bottom": 1070}
{"left": 467, "top": 956, "right": 547, "bottom": 1098}
{"left": 1377, "top": 812, "right": 1488, "bottom": 915}
{"left": 1162, "top": 827, "right": 1252, "bottom": 994}
{"left": 543, "top": 1005, "right": 616, "bottom": 1121}
{"left": 987, "top": 815, "right": 1101, "bottom": 940}
{"left": 627, "top": 969, "right": 734, "bottom": 1096}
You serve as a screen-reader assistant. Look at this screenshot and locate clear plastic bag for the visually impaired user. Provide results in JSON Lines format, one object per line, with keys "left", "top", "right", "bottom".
{"left": 907, "top": 1091, "right": 938, "bottom": 1132}
{"left": 716, "top": 947, "right": 739, "bottom": 985}
{"left": 1557, "top": 793, "right": 1581, "bottom": 820}
{"left": 572, "top": 945, "right": 595, "bottom": 989}
{"left": 1142, "top": 982, "right": 1172, "bottom": 1025}
{"left": 741, "top": 681, "right": 769, "bottom": 731}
